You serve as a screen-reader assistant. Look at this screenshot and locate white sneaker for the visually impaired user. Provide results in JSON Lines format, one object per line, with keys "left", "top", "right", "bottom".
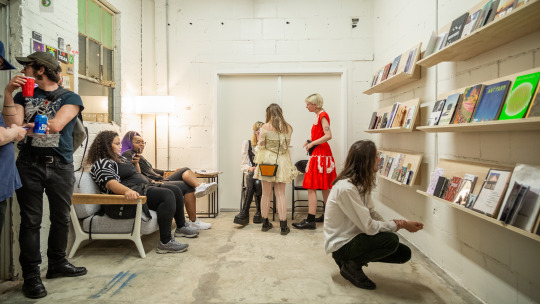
{"left": 188, "top": 218, "right": 211, "bottom": 230}
{"left": 194, "top": 182, "right": 218, "bottom": 198}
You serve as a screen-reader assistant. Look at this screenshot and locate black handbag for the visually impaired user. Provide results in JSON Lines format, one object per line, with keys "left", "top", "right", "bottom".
{"left": 306, "top": 140, "right": 318, "bottom": 156}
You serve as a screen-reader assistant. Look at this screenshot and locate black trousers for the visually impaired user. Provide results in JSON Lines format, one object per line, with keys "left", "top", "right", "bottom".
{"left": 332, "top": 232, "right": 411, "bottom": 266}
{"left": 16, "top": 156, "right": 75, "bottom": 280}
{"left": 146, "top": 183, "right": 185, "bottom": 243}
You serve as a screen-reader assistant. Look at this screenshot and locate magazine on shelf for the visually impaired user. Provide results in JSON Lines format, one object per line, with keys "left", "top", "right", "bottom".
{"left": 444, "top": 176, "right": 463, "bottom": 202}
{"left": 391, "top": 105, "right": 407, "bottom": 128}
{"left": 475, "top": 0, "right": 495, "bottom": 30}
{"left": 499, "top": 71, "right": 540, "bottom": 120}
{"left": 368, "top": 112, "right": 378, "bottom": 129}
{"left": 386, "top": 103, "right": 401, "bottom": 128}
{"left": 435, "top": 32, "right": 449, "bottom": 51}
{"left": 423, "top": 31, "right": 438, "bottom": 57}
{"left": 428, "top": 99, "right": 446, "bottom": 126}
{"left": 403, "top": 105, "right": 417, "bottom": 129}
{"left": 388, "top": 55, "right": 402, "bottom": 77}
{"left": 446, "top": 12, "right": 469, "bottom": 45}
{"left": 453, "top": 174, "right": 478, "bottom": 206}
{"left": 404, "top": 48, "right": 418, "bottom": 74}
{"left": 453, "top": 84, "right": 485, "bottom": 124}
{"left": 494, "top": 0, "right": 516, "bottom": 20}
{"left": 525, "top": 85, "right": 540, "bottom": 118}
{"left": 472, "top": 80, "right": 511, "bottom": 122}
{"left": 426, "top": 168, "right": 445, "bottom": 195}
{"left": 462, "top": 9, "right": 481, "bottom": 37}
{"left": 471, "top": 169, "right": 512, "bottom": 217}
{"left": 433, "top": 176, "right": 450, "bottom": 198}
{"left": 497, "top": 163, "right": 540, "bottom": 232}
{"left": 438, "top": 93, "right": 462, "bottom": 125}
{"left": 381, "top": 63, "right": 392, "bottom": 82}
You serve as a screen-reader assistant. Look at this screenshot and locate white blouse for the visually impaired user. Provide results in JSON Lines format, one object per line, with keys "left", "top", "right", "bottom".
{"left": 324, "top": 179, "right": 397, "bottom": 254}
{"left": 240, "top": 140, "right": 257, "bottom": 173}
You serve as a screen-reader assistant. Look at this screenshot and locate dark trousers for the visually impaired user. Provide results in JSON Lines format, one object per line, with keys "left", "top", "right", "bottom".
{"left": 15, "top": 157, "right": 75, "bottom": 280}
{"left": 332, "top": 232, "right": 411, "bottom": 266}
{"left": 164, "top": 168, "right": 195, "bottom": 194}
{"left": 145, "top": 185, "right": 183, "bottom": 244}
{"left": 244, "top": 171, "right": 262, "bottom": 210}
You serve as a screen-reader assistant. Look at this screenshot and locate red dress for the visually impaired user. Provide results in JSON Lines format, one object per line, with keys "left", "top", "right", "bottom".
{"left": 303, "top": 111, "right": 336, "bottom": 190}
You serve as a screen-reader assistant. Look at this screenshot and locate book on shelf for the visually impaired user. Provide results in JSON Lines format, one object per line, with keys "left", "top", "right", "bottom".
{"left": 381, "top": 63, "right": 392, "bottom": 82}
{"left": 399, "top": 163, "right": 412, "bottom": 183}
{"left": 386, "top": 103, "right": 401, "bottom": 128}
{"left": 388, "top": 55, "right": 402, "bottom": 77}
{"left": 438, "top": 93, "right": 462, "bottom": 125}
{"left": 403, "top": 105, "right": 417, "bottom": 129}
{"left": 515, "top": 0, "right": 531, "bottom": 9}
{"left": 391, "top": 105, "right": 407, "bottom": 128}
{"left": 404, "top": 170, "right": 414, "bottom": 185}
{"left": 485, "top": 0, "right": 501, "bottom": 25}
{"left": 466, "top": 193, "right": 478, "bottom": 208}
{"left": 435, "top": 32, "right": 449, "bottom": 51}
{"left": 404, "top": 48, "right": 418, "bottom": 74}
{"left": 453, "top": 84, "right": 485, "bottom": 124}
{"left": 446, "top": 12, "right": 469, "bottom": 45}
{"left": 428, "top": 99, "right": 446, "bottom": 126}
{"left": 499, "top": 71, "right": 540, "bottom": 120}
{"left": 380, "top": 113, "right": 388, "bottom": 129}
{"left": 378, "top": 154, "right": 386, "bottom": 174}
{"left": 368, "top": 112, "right": 378, "bottom": 129}
{"left": 494, "top": 0, "right": 516, "bottom": 20}
{"left": 426, "top": 168, "right": 445, "bottom": 195}
{"left": 373, "top": 69, "right": 384, "bottom": 86}
{"left": 375, "top": 115, "right": 384, "bottom": 129}
{"left": 383, "top": 157, "right": 394, "bottom": 176}
{"left": 472, "top": 80, "right": 511, "bottom": 122}
{"left": 462, "top": 9, "right": 482, "bottom": 37}
{"left": 433, "top": 176, "right": 450, "bottom": 198}
{"left": 525, "top": 85, "right": 540, "bottom": 118}
{"left": 498, "top": 163, "right": 540, "bottom": 232}
{"left": 471, "top": 168, "right": 512, "bottom": 217}
{"left": 444, "top": 176, "right": 463, "bottom": 201}
{"left": 453, "top": 174, "right": 478, "bottom": 206}
{"left": 423, "top": 31, "right": 438, "bottom": 57}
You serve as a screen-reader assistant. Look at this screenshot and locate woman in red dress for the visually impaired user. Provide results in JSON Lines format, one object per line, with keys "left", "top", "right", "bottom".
{"left": 293, "top": 93, "right": 337, "bottom": 230}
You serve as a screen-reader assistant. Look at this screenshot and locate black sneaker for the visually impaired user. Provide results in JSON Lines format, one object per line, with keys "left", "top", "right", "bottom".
{"left": 292, "top": 219, "right": 316, "bottom": 230}
{"left": 22, "top": 277, "right": 47, "bottom": 299}
{"left": 46, "top": 262, "right": 87, "bottom": 279}
{"left": 314, "top": 214, "right": 324, "bottom": 222}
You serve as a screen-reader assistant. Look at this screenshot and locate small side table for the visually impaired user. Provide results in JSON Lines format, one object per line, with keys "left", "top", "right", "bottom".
{"left": 195, "top": 172, "right": 221, "bottom": 218}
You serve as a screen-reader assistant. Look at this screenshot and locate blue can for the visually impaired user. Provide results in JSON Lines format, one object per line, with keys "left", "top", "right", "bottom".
{"left": 33, "top": 115, "right": 48, "bottom": 134}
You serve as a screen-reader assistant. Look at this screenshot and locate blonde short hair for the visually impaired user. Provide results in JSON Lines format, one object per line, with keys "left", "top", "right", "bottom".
{"left": 306, "top": 93, "right": 323, "bottom": 108}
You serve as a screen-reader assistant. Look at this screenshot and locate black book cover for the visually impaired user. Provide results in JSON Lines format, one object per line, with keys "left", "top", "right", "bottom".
{"left": 446, "top": 12, "right": 469, "bottom": 45}
{"left": 433, "top": 176, "right": 449, "bottom": 198}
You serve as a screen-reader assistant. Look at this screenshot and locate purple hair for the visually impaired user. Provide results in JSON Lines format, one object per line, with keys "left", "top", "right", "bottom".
{"left": 120, "top": 131, "right": 141, "bottom": 154}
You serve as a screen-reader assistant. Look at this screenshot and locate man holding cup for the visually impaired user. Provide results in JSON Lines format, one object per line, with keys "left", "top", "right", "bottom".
{"left": 0, "top": 40, "right": 27, "bottom": 248}
{"left": 3, "top": 51, "right": 86, "bottom": 299}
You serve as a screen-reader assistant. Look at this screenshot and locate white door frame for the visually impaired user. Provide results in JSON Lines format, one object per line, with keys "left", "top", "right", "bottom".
{"left": 214, "top": 69, "right": 348, "bottom": 210}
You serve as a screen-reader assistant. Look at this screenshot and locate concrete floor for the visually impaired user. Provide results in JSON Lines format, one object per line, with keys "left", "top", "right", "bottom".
{"left": 0, "top": 212, "right": 481, "bottom": 303}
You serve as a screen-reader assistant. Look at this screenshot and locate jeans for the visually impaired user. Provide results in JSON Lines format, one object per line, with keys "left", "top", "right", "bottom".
{"left": 332, "top": 232, "right": 411, "bottom": 266}
{"left": 16, "top": 156, "right": 75, "bottom": 279}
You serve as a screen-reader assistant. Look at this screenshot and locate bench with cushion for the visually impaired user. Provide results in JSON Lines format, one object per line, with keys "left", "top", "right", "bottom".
{"left": 69, "top": 172, "right": 158, "bottom": 258}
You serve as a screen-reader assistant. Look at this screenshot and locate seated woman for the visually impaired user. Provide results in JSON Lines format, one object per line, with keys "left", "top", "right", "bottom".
{"left": 324, "top": 140, "right": 423, "bottom": 289}
{"left": 121, "top": 131, "right": 216, "bottom": 230}
{"left": 86, "top": 130, "right": 199, "bottom": 254}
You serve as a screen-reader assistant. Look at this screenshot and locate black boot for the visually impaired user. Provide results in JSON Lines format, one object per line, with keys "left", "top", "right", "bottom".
{"left": 234, "top": 179, "right": 257, "bottom": 225}
{"left": 261, "top": 218, "right": 273, "bottom": 231}
{"left": 252, "top": 179, "right": 263, "bottom": 223}
{"left": 314, "top": 213, "right": 324, "bottom": 222}
{"left": 340, "top": 260, "right": 376, "bottom": 290}
{"left": 280, "top": 220, "right": 290, "bottom": 235}
{"left": 22, "top": 277, "right": 47, "bottom": 299}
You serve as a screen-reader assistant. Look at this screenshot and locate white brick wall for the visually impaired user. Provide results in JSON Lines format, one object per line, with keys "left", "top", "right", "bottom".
{"left": 371, "top": 0, "right": 540, "bottom": 303}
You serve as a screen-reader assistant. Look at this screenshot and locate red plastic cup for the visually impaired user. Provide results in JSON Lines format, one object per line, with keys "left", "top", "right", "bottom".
{"left": 22, "top": 77, "right": 35, "bottom": 98}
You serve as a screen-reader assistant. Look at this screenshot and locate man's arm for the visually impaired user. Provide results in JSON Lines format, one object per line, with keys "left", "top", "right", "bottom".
{"left": 3, "top": 75, "right": 27, "bottom": 126}
{"left": 47, "top": 104, "right": 80, "bottom": 133}
{"left": 0, "top": 124, "right": 27, "bottom": 146}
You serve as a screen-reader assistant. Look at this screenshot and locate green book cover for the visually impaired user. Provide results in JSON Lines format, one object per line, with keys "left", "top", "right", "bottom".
{"left": 499, "top": 72, "right": 540, "bottom": 120}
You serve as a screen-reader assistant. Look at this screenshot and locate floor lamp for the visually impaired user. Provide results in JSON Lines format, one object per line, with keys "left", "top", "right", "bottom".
{"left": 135, "top": 96, "right": 175, "bottom": 168}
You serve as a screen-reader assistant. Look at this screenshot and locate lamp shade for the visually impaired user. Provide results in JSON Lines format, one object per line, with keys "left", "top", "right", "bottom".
{"left": 80, "top": 96, "right": 109, "bottom": 113}
{"left": 135, "top": 96, "right": 175, "bottom": 114}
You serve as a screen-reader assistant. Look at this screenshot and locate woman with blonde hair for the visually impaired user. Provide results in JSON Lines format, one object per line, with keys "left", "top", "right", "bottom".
{"left": 293, "top": 93, "right": 337, "bottom": 230}
{"left": 234, "top": 121, "right": 264, "bottom": 225}
{"left": 254, "top": 104, "right": 298, "bottom": 235}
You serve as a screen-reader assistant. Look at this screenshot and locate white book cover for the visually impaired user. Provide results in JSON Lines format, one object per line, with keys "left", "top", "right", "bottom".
{"left": 427, "top": 168, "right": 445, "bottom": 195}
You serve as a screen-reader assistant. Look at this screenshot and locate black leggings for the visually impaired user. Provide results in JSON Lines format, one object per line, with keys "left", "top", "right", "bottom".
{"left": 145, "top": 184, "right": 185, "bottom": 243}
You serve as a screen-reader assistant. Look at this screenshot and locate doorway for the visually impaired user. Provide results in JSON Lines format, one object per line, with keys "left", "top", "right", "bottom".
{"left": 217, "top": 72, "right": 346, "bottom": 211}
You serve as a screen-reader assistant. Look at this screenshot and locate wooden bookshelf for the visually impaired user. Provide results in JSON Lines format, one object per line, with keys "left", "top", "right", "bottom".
{"left": 417, "top": 159, "right": 540, "bottom": 242}
{"left": 417, "top": 0, "right": 540, "bottom": 68}
{"left": 377, "top": 149, "right": 423, "bottom": 186}
{"left": 364, "top": 43, "right": 422, "bottom": 95}
{"left": 417, "top": 190, "right": 540, "bottom": 242}
{"left": 365, "top": 98, "right": 421, "bottom": 133}
{"left": 418, "top": 67, "right": 540, "bottom": 132}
